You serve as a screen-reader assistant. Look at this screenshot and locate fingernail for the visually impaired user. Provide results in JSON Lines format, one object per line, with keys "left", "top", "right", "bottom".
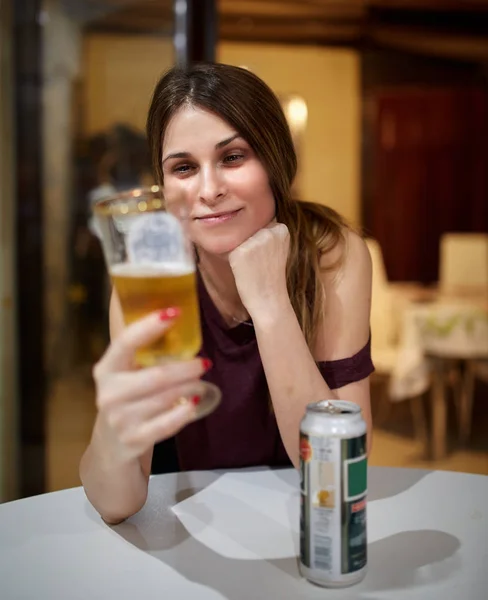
{"left": 191, "top": 395, "right": 201, "bottom": 406}
{"left": 159, "top": 307, "right": 181, "bottom": 321}
{"left": 201, "top": 358, "right": 213, "bottom": 372}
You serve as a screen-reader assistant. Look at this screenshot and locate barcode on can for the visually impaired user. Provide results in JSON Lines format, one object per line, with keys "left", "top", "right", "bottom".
{"left": 313, "top": 535, "right": 332, "bottom": 571}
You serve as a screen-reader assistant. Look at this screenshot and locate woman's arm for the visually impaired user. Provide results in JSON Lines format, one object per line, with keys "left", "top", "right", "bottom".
{"left": 80, "top": 292, "right": 154, "bottom": 524}
{"left": 81, "top": 292, "right": 205, "bottom": 523}
{"left": 252, "top": 230, "right": 373, "bottom": 467}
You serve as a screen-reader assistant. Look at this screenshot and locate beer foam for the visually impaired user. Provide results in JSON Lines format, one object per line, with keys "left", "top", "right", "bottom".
{"left": 110, "top": 262, "right": 194, "bottom": 277}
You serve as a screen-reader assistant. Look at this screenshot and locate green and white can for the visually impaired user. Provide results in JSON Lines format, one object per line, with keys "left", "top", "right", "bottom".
{"left": 299, "top": 399, "right": 367, "bottom": 588}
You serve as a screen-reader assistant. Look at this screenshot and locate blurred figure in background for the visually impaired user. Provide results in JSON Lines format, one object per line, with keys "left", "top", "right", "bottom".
{"left": 87, "top": 125, "right": 154, "bottom": 237}
{"left": 71, "top": 124, "right": 154, "bottom": 364}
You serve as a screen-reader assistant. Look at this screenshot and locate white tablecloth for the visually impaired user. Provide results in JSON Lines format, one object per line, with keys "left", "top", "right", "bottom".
{"left": 390, "top": 298, "right": 488, "bottom": 401}
{"left": 1, "top": 467, "right": 487, "bottom": 599}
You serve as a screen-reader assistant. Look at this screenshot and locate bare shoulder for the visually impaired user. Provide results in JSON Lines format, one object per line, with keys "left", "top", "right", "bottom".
{"left": 315, "top": 228, "right": 372, "bottom": 361}
{"left": 320, "top": 228, "right": 372, "bottom": 288}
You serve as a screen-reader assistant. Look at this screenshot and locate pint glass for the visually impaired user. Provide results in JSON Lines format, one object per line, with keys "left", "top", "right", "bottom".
{"left": 94, "top": 186, "right": 220, "bottom": 418}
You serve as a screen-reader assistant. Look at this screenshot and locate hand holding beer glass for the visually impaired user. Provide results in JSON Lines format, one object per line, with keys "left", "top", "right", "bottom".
{"left": 94, "top": 187, "right": 221, "bottom": 423}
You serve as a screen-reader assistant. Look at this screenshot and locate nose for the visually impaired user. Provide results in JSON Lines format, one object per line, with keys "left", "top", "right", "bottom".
{"left": 198, "top": 165, "right": 226, "bottom": 206}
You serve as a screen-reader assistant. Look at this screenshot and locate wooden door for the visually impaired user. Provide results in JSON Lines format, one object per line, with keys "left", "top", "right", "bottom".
{"left": 365, "top": 88, "right": 488, "bottom": 283}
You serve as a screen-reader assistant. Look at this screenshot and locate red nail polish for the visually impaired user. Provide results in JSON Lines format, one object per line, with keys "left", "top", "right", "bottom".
{"left": 201, "top": 358, "right": 213, "bottom": 371}
{"left": 159, "top": 307, "right": 181, "bottom": 321}
{"left": 191, "top": 395, "right": 201, "bottom": 406}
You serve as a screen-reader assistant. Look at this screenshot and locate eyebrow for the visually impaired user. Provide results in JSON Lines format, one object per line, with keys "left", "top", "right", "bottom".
{"left": 162, "top": 133, "right": 242, "bottom": 165}
{"left": 215, "top": 133, "right": 241, "bottom": 149}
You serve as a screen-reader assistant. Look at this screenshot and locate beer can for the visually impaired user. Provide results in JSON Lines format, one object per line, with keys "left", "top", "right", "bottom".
{"left": 299, "top": 400, "right": 367, "bottom": 588}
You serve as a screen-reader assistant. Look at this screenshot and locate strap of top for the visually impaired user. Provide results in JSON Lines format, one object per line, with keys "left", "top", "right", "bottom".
{"left": 316, "top": 335, "right": 374, "bottom": 390}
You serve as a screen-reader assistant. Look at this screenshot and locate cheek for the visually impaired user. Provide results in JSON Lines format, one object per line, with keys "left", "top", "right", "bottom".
{"left": 231, "top": 165, "right": 275, "bottom": 212}
{"left": 163, "top": 178, "right": 195, "bottom": 211}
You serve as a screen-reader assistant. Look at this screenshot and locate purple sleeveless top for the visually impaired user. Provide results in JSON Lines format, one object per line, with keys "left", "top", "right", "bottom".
{"left": 172, "top": 272, "right": 374, "bottom": 472}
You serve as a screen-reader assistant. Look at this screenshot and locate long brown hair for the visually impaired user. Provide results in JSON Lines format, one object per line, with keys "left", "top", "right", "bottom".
{"left": 147, "top": 63, "right": 346, "bottom": 351}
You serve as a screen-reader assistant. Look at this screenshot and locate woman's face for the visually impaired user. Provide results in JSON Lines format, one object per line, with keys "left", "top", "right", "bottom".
{"left": 162, "top": 105, "right": 275, "bottom": 256}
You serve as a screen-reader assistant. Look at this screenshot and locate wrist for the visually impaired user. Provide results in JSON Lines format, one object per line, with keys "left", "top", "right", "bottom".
{"left": 251, "top": 295, "right": 295, "bottom": 329}
{"left": 92, "top": 416, "right": 141, "bottom": 472}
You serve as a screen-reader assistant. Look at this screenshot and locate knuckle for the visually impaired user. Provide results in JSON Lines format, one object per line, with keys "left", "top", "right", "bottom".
{"left": 105, "top": 408, "right": 124, "bottom": 431}
{"left": 95, "top": 387, "right": 111, "bottom": 411}
{"left": 276, "top": 223, "right": 288, "bottom": 236}
{"left": 231, "top": 245, "right": 244, "bottom": 259}
{"left": 96, "top": 386, "right": 117, "bottom": 411}
{"left": 92, "top": 361, "right": 103, "bottom": 382}
{"left": 106, "top": 413, "right": 120, "bottom": 432}
{"left": 95, "top": 393, "right": 104, "bottom": 411}
{"left": 241, "top": 240, "right": 253, "bottom": 254}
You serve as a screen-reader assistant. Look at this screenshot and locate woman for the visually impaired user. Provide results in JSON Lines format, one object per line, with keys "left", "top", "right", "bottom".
{"left": 80, "top": 63, "right": 373, "bottom": 524}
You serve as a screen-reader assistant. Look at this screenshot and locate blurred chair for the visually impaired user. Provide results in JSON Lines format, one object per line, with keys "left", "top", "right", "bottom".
{"left": 454, "top": 359, "right": 488, "bottom": 445}
{"left": 439, "top": 233, "right": 488, "bottom": 293}
{"left": 438, "top": 233, "right": 488, "bottom": 445}
{"left": 366, "top": 238, "right": 428, "bottom": 447}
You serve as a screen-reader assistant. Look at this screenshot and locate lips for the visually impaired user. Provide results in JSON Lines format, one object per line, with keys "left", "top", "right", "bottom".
{"left": 194, "top": 208, "right": 242, "bottom": 224}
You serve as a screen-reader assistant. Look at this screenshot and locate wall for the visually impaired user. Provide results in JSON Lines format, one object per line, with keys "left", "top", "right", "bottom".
{"left": 82, "top": 35, "right": 174, "bottom": 136}
{"left": 0, "top": 0, "right": 18, "bottom": 502}
{"left": 82, "top": 35, "right": 361, "bottom": 224}
{"left": 219, "top": 43, "right": 361, "bottom": 223}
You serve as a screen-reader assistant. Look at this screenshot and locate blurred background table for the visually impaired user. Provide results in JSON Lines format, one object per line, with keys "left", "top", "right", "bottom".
{"left": 390, "top": 289, "right": 488, "bottom": 459}
{"left": 368, "top": 234, "right": 488, "bottom": 461}
{"left": 0, "top": 467, "right": 486, "bottom": 599}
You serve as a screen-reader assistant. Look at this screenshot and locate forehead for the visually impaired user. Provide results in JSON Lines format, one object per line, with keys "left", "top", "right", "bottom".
{"left": 163, "top": 105, "right": 236, "bottom": 153}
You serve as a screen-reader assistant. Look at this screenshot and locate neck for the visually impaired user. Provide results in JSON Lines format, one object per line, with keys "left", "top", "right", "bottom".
{"left": 197, "top": 248, "right": 249, "bottom": 324}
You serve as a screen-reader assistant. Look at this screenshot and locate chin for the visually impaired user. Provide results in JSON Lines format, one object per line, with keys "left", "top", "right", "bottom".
{"left": 194, "top": 233, "right": 247, "bottom": 258}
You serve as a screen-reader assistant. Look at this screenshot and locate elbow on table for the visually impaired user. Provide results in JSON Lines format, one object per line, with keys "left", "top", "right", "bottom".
{"left": 101, "top": 511, "right": 136, "bottom": 526}
{"left": 79, "top": 469, "right": 149, "bottom": 526}
{"left": 87, "top": 492, "right": 148, "bottom": 526}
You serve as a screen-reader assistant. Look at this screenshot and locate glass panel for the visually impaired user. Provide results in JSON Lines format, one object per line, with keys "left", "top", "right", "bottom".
{"left": 41, "top": 0, "right": 175, "bottom": 491}
{"left": 0, "top": 0, "right": 18, "bottom": 502}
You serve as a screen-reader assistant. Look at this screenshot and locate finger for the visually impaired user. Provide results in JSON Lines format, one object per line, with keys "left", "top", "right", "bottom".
{"left": 114, "top": 380, "right": 205, "bottom": 427}
{"left": 100, "top": 359, "right": 209, "bottom": 407}
{"left": 266, "top": 221, "right": 288, "bottom": 235}
{"left": 97, "top": 308, "right": 180, "bottom": 373}
{"left": 123, "top": 396, "right": 198, "bottom": 450}
{"left": 141, "top": 401, "right": 198, "bottom": 445}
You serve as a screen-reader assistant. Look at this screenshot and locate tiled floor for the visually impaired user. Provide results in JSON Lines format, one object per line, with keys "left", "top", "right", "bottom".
{"left": 46, "top": 368, "right": 488, "bottom": 493}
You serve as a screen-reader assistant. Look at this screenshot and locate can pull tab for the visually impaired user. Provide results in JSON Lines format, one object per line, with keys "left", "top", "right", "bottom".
{"left": 319, "top": 400, "right": 342, "bottom": 414}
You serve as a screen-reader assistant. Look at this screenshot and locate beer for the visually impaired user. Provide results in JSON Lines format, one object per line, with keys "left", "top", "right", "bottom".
{"left": 110, "top": 263, "right": 201, "bottom": 366}
{"left": 299, "top": 400, "right": 367, "bottom": 588}
{"left": 94, "top": 187, "right": 221, "bottom": 419}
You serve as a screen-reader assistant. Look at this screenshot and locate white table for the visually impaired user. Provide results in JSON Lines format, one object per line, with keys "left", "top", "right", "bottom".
{"left": 1, "top": 467, "right": 487, "bottom": 599}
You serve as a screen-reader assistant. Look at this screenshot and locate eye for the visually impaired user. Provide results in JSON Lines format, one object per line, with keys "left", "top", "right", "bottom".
{"left": 172, "top": 164, "right": 194, "bottom": 174}
{"left": 223, "top": 153, "right": 244, "bottom": 164}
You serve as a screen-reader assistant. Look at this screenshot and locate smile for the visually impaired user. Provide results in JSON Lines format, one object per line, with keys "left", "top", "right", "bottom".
{"left": 195, "top": 208, "right": 242, "bottom": 225}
